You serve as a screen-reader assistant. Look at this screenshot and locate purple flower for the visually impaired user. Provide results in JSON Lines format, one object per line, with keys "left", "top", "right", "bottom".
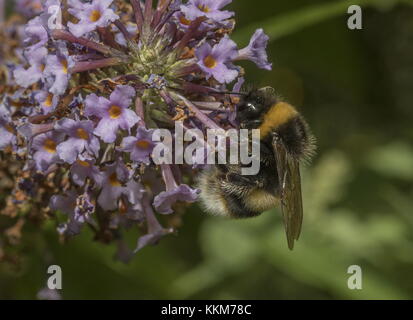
{"left": 123, "top": 180, "right": 145, "bottom": 213}
{"left": 98, "top": 159, "right": 130, "bottom": 211}
{"left": 135, "top": 193, "right": 174, "bottom": 253}
{"left": 16, "top": 0, "right": 43, "bottom": 18}
{"left": 13, "top": 47, "right": 48, "bottom": 88}
{"left": 236, "top": 29, "right": 272, "bottom": 70}
{"left": 70, "top": 156, "right": 103, "bottom": 187}
{"left": 44, "top": 0, "right": 61, "bottom": 7}
{"left": 120, "top": 202, "right": 144, "bottom": 222}
{"left": 34, "top": 91, "right": 59, "bottom": 114}
{"left": 50, "top": 189, "right": 95, "bottom": 236}
{"left": 228, "top": 77, "right": 244, "bottom": 126}
{"left": 154, "top": 184, "right": 200, "bottom": 214}
{"left": 23, "top": 17, "right": 48, "bottom": 52}
{"left": 196, "top": 35, "right": 239, "bottom": 83}
{"left": 120, "top": 127, "right": 156, "bottom": 164}
{"left": 18, "top": 122, "right": 55, "bottom": 141}
{"left": 0, "top": 120, "right": 16, "bottom": 150}
{"left": 31, "top": 131, "right": 64, "bottom": 171}
{"left": 111, "top": 180, "right": 145, "bottom": 228}
{"left": 175, "top": 12, "right": 193, "bottom": 28}
{"left": 153, "top": 165, "right": 200, "bottom": 214}
{"left": 85, "top": 85, "right": 139, "bottom": 143}
{"left": 181, "top": 0, "right": 234, "bottom": 22}
{"left": 55, "top": 118, "right": 100, "bottom": 164}
{"left": 73, "top": 191, "right": 95, "bottom": 226}
{"left": 114, "top": 22, "right": 137, "bottom": 46}
{"left": 51, "top": 191, "right": 76, "bottom": 227}
{"left": 230, "top": 77, "right": 244, "bottom": 94}
{"left": 174, "top": 11, "right": 208, "bottom": 31}
{"left": 67, "top": 0, "right": 119, "bottom": 37}
{"left": 0, "top": 106, "right": 16, "bottom": 150}
{"left": 44, "top": 48, "right": 74, "bottom": 95}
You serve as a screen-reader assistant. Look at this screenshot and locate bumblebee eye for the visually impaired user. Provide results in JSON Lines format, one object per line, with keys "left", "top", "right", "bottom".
{"left": 247, "top": 102, "right": 261, "bottom": 117}
{"left": 247, "top": 103, "right": 259, "bottom": 113}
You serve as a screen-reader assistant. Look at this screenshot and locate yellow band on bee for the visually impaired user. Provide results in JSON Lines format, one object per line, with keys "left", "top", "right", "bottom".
{"left": 245, "top": 189, "right": 279, "bottom": 212}
{"left": 258, "top": 102, "right": 298, "bottom": 138}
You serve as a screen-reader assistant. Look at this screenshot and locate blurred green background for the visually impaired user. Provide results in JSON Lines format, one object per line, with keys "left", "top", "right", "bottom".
{"left": 1, "top": 0, "right": 413, "bottom": 300}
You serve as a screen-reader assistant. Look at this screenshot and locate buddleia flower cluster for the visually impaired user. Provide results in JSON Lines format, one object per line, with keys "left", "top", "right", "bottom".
{"left": 0, "top": 0, "right": 271, "bottom": 261}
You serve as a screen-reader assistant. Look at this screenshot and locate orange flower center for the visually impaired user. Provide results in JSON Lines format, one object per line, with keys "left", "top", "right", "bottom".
{"left": 3, "top": 145, "right": 13, "bottom": 153}
{"left": 9, "top": 99, "right": 20, "bottom": 107}
{"left": 76, "top": 128, "right": 89, "bottom": 140}
{"left": 109, "top": 173, "right": 122, "bottom": 187}
{"left": 61, "top": 58, "right": 68, "bottom": 74}
{"left": 76, "top": 160, "right": 91, "bottom": 167}
{"left": 198, "top": 4, "right": 210, "bottom": 12}
{"left": 5, "top": 124, "right": 14, "bottom": 134}
{"left": 136, "top": 140, "right": 151, "bottom": 149}
{"left": 40, "top": 63, "right": 46, "bottom": 72}
{"left": 108, "top": 105, "right": 122, "bottom": 119}
{"left": 44, "top": 93, "right": 54, "bottom": 107}
{"left": 32, "top": 2, "right": 42, "bottom": 10}
{"left": 90, "top": 10, "right": 102, "bottom": 22}
{"left": 43, "top": 139, "right": 57, "bottom": 153}
{"left": 179, "top": 15, "right": 192, "bottom": 25}
{"left": 203, "top": 55, "right": 217, "bottom": 69}
{"left": 119, "top": 200, "right": 128, "bottom": 214}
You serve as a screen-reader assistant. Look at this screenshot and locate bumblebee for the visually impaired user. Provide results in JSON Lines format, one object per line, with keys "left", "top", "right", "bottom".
{"left": 197, "top": 87, "right": 316, "bottom": 250}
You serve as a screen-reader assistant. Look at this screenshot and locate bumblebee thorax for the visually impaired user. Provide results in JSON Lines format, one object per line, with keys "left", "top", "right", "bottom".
{"left": 237, "top": 87, "right": 277, "bottom": 129}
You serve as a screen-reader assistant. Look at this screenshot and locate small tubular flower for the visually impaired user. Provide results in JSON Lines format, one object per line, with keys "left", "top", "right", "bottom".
{"left": 236, "top": 29, "right": 272, "bottom": 70}
{"left": 55, "top": 118, "right": 100, "bottom": 164}
{"left": 85, "top": 85, "right": 139, "bottom": 143}
{"left": 67, "top": 0, "right": 119, "bottom": 37}
{"left": 181, "top": 0, "right": 234, "bottom": 22}
{"left": 196, "top": 35, "right": 239, "bottom": 83}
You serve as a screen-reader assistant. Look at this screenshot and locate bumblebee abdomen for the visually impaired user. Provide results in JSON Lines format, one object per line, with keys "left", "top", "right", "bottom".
{"left": 196, "top": 167, "right": 230, "bottom": 217}
{"left": 196, "top": 165, "right": 280, "bottom": 219}
{"left": 197, "top": 166, "right": 258, "bottom": 218}
{"left": 276, "top": 115, "right": 312, "bottom": 158}
{"left": 243, "top": 189, "right": 279, "bottom": 214}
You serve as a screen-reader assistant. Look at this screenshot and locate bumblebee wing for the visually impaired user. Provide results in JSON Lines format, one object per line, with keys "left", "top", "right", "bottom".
{"left": 272, "top": 135, "right": 303, "bottom": 250}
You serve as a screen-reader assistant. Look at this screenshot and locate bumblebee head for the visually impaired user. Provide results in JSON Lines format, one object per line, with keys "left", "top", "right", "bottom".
{"left": 237, "top": 87, "right": 277, "bottom": 128}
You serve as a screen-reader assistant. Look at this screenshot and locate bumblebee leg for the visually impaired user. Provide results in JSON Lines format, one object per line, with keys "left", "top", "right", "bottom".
{"left": 241, "top": 119, "right": 262, "bottom": 129}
